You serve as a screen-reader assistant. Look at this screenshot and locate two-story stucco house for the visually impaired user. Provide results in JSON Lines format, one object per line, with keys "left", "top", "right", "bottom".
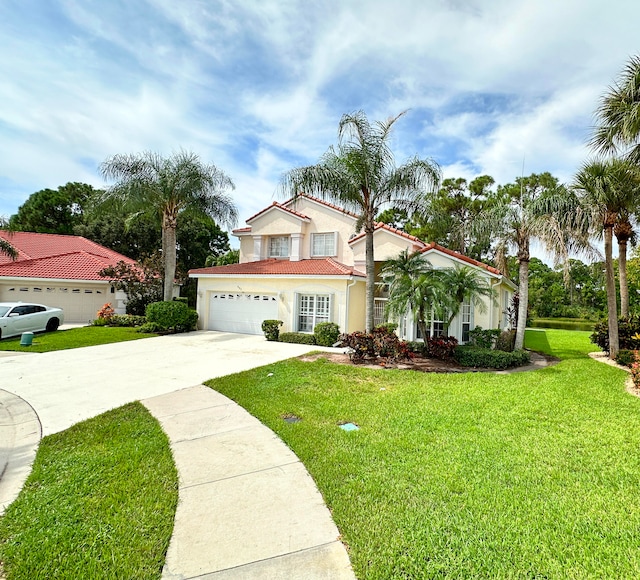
{"left": 189, "top": 195, "right": 516, "bottom": 341}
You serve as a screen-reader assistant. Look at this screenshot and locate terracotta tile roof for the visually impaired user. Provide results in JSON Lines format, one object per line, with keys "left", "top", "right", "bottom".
{"left": 348, "top": 222, "right": 427, "bottom": 247}
{"left": 283, "top": 194, "right": 360, "bottom": 219}
{"left": 0, "top": 231, "right": 136, "bottom": 281}
{"left": 420, "top": 242, "right": 503, "bottom": 275}
{"left": 245, "top": 201, "right": 311, "bottom": 224}
{"left": 232, "top": 227, "right": 252, "bottom": 234}
{"left": 189, "top": 258, "right": 365, "bottom": 278}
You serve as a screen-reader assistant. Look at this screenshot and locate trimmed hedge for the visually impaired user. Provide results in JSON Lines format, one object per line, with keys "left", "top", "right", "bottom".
{"left": 145, "top": 301, "right": 198, "bottom": 333}
{"left": 454, "top": 346, "right": 530, "bottom": 369}
{"left": 314, "top": 322, "right": 340, "bottom": 346}
{"left": 261, "top": 319, "right": 283, "bottom": 341}
{"left": 109, "top": 314, "right": 147, "bottom": 327}
{"left": 279, "top": 332, "right": 316, "bottom": 345}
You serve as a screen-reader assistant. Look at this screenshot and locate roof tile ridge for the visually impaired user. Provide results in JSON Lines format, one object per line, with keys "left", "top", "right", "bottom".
{"left": 286, "top": 194, "right": 360, "bottom": 219}
{"left": 422, "top": 242, "right": 503, "bottom": 275}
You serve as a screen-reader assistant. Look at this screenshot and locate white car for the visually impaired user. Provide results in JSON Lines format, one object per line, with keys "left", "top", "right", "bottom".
{"left": 0, "top": 302, "right": 64, "bottom": 340}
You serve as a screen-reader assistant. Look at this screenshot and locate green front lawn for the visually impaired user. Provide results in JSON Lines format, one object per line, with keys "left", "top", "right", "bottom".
{"left": 0, "top": 325, "right": 157, "bottom": 352}
{"left": 0, "top": 403, "right": 178, "bottom": 579}
{"left": 207, "top": 329, "right": 640, "bottom": 578}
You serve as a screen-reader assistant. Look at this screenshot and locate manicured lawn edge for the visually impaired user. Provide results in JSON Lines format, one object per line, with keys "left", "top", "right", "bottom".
{"left": 0, "top": 326, "right": 158, "bottom": 352}
{"left": 0, "top": 403, "right": 178, "bottom": 579}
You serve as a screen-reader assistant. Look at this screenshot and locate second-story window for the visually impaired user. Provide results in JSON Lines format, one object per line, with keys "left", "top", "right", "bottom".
{"left": 269, "top": 236, "right": 289, "bottom": 258}
{"left": 311, "top": 232, "right": 336, "bottom": 257}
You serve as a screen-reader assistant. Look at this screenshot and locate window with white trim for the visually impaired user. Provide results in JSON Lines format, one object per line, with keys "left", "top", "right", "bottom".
{"left": 311, "top": 232, "right": 336, "bottom": 257}
{"left": 461, "top": 299, "right": 472, "bottom": 343}
{"left": 269, "top": 236, "right": 290, "bottom": 258}
{"left": 297, "top": 294, "right": 331, "bottom": 332}
{"left": 416, "top": 309, "right": 445, "bottom": 339}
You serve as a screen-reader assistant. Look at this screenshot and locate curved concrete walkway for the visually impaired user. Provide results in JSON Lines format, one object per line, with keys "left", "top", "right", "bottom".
{"left": 0, "top": 389, "right": 41, "bottom": 513}
{"left": 143, "top": 385, "right": 355, "bottom": 579}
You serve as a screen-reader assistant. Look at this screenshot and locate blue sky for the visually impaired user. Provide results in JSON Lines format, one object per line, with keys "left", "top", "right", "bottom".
{"left": 1, "top": 0, "right": 639, "bottom": 244}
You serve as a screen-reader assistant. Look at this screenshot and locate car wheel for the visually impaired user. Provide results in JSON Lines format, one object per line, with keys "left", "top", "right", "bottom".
{"left": 46, "top": 318, "right": 60, "bottom": 332}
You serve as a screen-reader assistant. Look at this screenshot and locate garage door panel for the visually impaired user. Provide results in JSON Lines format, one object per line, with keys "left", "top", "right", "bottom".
{"left": 209, "top": 292, "right": 278, "bottom": 335}
{"left": 0, "top": 284, "right": 110, "bottom": 323}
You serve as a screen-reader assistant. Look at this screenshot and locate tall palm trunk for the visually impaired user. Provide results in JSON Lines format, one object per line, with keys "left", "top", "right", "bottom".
{"left": 614, "top": 219, "right": 633, "bottom": 317}
{"left": 162, "top": 209, "right": 178, "bottom": 302}
{"left": 365, "top": 225, "right": 375, "bottom": 333}
{"left": 514, "top": 242, "right": 529, "bottom": 351}
{"left": 604, "top": 221, "right": 619, "bottom": 357}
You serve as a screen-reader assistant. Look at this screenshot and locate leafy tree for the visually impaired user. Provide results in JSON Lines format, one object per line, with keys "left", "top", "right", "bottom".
{"left": 74, "top": 211, "right": 160, "bottom": 262}
{"left": 591, "top": 55, "right": 640, "bottom": 163}
{"left": 281, "top": 110, "right": 440, "bottom": 331}
{"left": 412, "top": 176, "right": 497, "bottom": 261}
{"left": 9, "top": 182, "right": 99, "bottom": 234}
{"left": 206, "top": 248, "right": 240, "bottom": 267}
{"left": 381, "top": 249, "right": 444, "bottom": 340}
{"left": 98, "top": 254, "right": 163, "bottom": 315}
{"left": 99, "top": 150, "right": 237, "bottom": 301}
{"left": 176, "top": 214, "right": 230, "bottom": 278}
{"left": 474, "top": 173, "right": 576, "bottom": 350}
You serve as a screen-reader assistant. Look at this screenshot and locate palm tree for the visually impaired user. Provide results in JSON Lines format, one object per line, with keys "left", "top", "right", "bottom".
{"left": 591, "top": 55, "right": 640, "bottom": 163}
{"left": 0, "top": 238, "right": 17, "bottom": 259}
{"left": 572, "top": 158, "right": 639, "bottom": 356}
{"left": 281, "top": 110, "right": 441, "bottom": 332}
{"left": 381, "top": 250, "right": 443, "bottom": 340}
{"left": 100, "top": 150, "right": 237, "bottom": 301}
{"left": 438, "top": 265, "right": 495, "bottom": 332}
{"left": 474, "top": 173, "right": 577, "bottom": 351}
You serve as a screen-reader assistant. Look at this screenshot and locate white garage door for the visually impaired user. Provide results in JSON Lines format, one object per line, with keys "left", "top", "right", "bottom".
{"left": 0, "top": 283, "right": 111, "bottom": 323}
{"left": 208, "top": 292, "right": 278, "bottom": 335}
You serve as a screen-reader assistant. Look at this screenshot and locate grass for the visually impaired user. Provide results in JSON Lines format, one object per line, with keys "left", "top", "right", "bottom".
{"left": 0, "top": 325, "right": 157, "bottom": 352}
{"left": 206, "top": 329, "right": 640, "bottom": 579}
{"left": 0, "top": 402, "right": 178, "bottom": 580}
{"left": 530, "top": 318, "right": 595, "bottom": 331}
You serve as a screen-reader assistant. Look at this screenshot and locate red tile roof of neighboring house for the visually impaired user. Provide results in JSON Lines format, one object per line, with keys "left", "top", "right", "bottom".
{"left": 348, "top": 221, "right": 427, "bottom": 247}
{"left": 0, "top": 231, "right": 136, "bottom": 280}
{"left": 420, "top": 242, "right": 503, "bottom": 275}
{"left": 190, "top": 258, "right": 366, "bottom": 278}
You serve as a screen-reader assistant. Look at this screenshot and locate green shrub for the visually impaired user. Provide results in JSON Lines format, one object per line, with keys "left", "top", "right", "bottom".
{"left": 145, "top": 301, "right": 198, "bottom": 333}
{"left": 615, "top": 349, "right": 636, "bottom": 368}
{"left": 426, "top": 336, "right": 458, "bottom": 360}
{"left": 172, "top": 297, "right": 188, "bottom": 304}
{"left": 279, "top": 332, "right": 316, "bottom": 345}
{"left": 468, "top": 327, "right": 501, "bottom": 349}
{"left": 261, "top": 319, "right": 283, "bottom": 341}
{"left": 337, "top": 327, "right": 413, "bottom": 364}
{"left": 454, "top": 346, "right": 530, "bottom": 369}
{"left": 374, "top": 322, "right": 398, "bottom": 334}
{"left": 108, "top": 314, "right": 147, "bottom": 327}
{"left": 137, "top": 322, "right": 163, "bottom": 333}
{"left": 314, "top": 322, "right": 340, "bottom": 346}
{"left": 91, "top": 318, "right": 108, "bottom": 327}
{"left": 590, "top": 316, "right": 640, "bottom": 352}
{"left": 495, "top": 329, "right": 516, "bottom": 352}
{"left": 406, "top": 341, "right": 427, "bottom": 355}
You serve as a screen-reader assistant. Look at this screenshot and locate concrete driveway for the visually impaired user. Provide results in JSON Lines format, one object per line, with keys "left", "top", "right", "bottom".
{"left": 0, "top": 331, "right": 330, "bottom": 436}
{"left": 0, "top": 331, "right": 333, "bottom": 511}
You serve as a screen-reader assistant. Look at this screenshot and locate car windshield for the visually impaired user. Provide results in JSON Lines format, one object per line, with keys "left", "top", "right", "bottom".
{"left": 0, "top": 306, "right": 11, "bottom": 317}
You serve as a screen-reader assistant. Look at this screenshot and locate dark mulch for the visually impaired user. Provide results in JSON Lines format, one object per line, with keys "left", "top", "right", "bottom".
{"left": 299, "top": 352, "right": 467, "bottom": 373}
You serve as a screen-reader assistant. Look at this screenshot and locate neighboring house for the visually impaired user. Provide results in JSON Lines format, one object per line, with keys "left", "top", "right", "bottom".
{"left": 0, "top": 231, "right": 135, "bottom": 323}
{"left": 189, "top": 195, "right": 516, "bottom": 341}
